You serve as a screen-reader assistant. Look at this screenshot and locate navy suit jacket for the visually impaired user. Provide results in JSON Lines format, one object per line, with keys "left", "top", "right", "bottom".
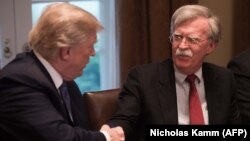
{"left": 228, "top": 48, "right": 250, "bottom": 124}
{"left": 109, "top": 58, "right": 241, "bottom": 141}
{"left": 0, "top": 51, "right": 105, "bottom": 141}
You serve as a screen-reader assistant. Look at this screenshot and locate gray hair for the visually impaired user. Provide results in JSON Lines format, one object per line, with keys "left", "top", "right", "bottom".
{"left": 170, "top": 5, "right": 221, "bottom": 43}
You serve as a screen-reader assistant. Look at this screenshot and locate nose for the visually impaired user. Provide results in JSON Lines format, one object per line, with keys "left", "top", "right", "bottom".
{"left": 178, "top": 38, "right": 189, "bottom": 49}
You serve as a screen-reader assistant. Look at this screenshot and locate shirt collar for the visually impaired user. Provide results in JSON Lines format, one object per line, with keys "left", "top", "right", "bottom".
{"left": 174, "top": 65, "right": 202, "bottom": 84}
{"left": 34, "top": 51, "right": 63, "bottom": 89}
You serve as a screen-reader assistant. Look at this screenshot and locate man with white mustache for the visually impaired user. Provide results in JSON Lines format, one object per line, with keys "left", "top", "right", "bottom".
{"left": 176, "top": 48, "right": 193, "bottom": 57}
{"left": 108, "top": 4, "right": 241, "bottom": 141}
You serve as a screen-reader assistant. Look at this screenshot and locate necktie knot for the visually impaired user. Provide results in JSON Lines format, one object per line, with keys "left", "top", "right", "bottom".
{"left": 186, "top": 74, "right": 196, "bottom": 84}
{"left": 59, "top": 82, "right": 69, "bottom": 98}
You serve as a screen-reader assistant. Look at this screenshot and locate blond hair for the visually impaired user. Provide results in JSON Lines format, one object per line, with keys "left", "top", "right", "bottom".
{"left": 28, "top": 2, "right": 103, "bottom": 59}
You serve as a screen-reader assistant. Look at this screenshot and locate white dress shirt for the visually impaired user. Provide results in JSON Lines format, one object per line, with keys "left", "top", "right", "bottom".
{"left": 174, "top": 66, "right": 209, "bottom": 125}
{"left": 34, "top": 51, "right": 63, "bottom": 89}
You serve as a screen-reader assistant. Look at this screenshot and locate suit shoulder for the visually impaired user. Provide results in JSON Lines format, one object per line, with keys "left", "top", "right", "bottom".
{"left": 203, "top": 62, "right": 233, "bottom": 76}
{"left": 232, "top": 48, "right": 250, "bottom": 61}
{"left": 1, "top": 52, "right": 36, "bottom": 74}
{"left": 0, "top": 52, "right": 52, "bottom": 89}
{"left": 227, "top": 48, "right": 250, "bottom": 74}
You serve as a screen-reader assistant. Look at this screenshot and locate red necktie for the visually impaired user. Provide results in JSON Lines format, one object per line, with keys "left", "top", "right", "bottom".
{"left": 186, "top": 74, "right": 204, "bottom": 125}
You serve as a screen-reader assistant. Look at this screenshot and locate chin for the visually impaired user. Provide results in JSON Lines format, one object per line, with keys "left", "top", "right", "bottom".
{"left": 80, "top": 71, "right": 84, "bottom": 76}
{"left": 176, "top": 62, "right": 191, "bottom": 70}
{"left": 175, "top": 58, "right": 189, "bottom": 65}
{"left": 80, "top": 70, "right": 84, "bottom": 76}
{"left": 73, "top": 71, "right": 83, "bottom": 79}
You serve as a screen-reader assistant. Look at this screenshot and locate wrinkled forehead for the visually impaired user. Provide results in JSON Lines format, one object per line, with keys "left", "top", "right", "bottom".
{"left": 174, "top": 17, "right": 210, "bottom": 35}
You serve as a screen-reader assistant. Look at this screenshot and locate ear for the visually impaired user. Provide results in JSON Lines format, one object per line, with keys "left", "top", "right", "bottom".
{"left": 59, "top": 47, "right": 70, "bottom": 60}
{"left": 206, "top": 42, "right": 216, "bottom": 55}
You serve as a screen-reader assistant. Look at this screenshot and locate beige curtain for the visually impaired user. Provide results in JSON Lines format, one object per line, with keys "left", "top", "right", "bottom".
{"left": 115, "top": 0, "right": 198, "bottom": 83}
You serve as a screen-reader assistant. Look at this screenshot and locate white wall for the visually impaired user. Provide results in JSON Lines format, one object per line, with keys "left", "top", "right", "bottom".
{"left": 0, "top": 0, "right": 16, "bottom": 67}
{"left": 0, "top": 0, "right": 32, "bottom": 68}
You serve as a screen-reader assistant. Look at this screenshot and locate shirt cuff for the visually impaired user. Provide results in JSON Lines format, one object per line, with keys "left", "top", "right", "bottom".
{"left": 100, "top": 130, "right": 111, "bottom": 141}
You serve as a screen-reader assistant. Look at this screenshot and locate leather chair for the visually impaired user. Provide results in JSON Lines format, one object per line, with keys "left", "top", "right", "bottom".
{"left": 83, "top": 88, "right": 121, "bottom": 130}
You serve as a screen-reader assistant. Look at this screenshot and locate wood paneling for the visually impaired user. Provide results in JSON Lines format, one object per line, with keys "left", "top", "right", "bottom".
{"left": 233, "top": 0, "right": 250, "bottom": 56}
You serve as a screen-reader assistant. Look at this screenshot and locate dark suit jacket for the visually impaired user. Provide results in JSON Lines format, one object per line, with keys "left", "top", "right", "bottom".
{"left": 0, "top": 51, "right": 105, "bottom": 141}
{"left": 228, "top": 48, "right": 250, "bottom": 124}
{"left": 109, "top": 58, "right": 240, "bottom": 141}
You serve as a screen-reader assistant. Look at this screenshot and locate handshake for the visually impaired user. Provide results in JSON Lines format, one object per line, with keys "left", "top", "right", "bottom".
{"left": 100, "top": 124, "right": 125, "bottom": 141}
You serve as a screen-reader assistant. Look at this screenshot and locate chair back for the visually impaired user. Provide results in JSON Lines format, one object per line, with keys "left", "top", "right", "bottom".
{"left": 83, "top": 88, "right": 121, "bottom": 130}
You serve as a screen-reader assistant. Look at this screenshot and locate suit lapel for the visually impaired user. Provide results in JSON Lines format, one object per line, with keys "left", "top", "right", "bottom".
{"left": 31, "top": 51, "right": 72, "bottom": 124}
{"left": 154, "top": 61, "right": 224, "bottom": 124}
{"left": 66, "top": 81, "right": 87, "bottom": 127}
{"left": 202, "top": 64, "right": 222, "bottom": 124}
{"left": 155, "top": 59, "right": 178, "bottom": 124}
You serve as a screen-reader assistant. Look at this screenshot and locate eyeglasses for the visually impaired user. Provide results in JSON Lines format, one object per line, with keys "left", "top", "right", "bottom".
{"left": 169, "top": 34, "right": 208, "bottom": 45}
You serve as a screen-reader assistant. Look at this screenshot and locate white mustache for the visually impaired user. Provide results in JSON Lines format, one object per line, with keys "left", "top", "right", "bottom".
{"left": 175, "top": 49, "right": 193, "bottom": 57}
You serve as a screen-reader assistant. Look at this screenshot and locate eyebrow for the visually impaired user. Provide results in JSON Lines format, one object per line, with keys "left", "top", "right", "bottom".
{"left": 174, "top": 33, "right": 200, "bottom": 37}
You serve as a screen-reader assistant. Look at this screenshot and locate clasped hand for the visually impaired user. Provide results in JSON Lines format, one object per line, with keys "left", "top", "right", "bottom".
{"left": 100, "top": 124, "right": 125, "bottom": 141}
